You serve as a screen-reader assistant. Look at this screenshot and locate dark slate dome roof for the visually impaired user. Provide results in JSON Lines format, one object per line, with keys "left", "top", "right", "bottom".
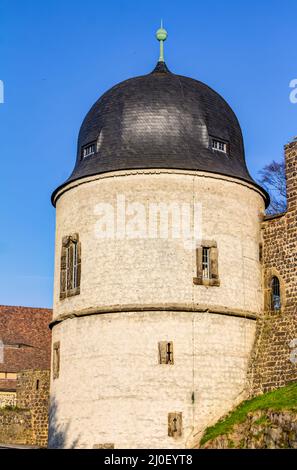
{"left": 52, "top": 61, "right": 269, "bottom": 205}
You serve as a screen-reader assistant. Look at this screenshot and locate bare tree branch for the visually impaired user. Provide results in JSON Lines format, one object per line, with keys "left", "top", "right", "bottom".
{"left": 258, "top": 158, "right": 287, "bottom": 214}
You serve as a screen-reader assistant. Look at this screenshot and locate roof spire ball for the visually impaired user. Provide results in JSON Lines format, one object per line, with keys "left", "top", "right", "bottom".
{"left": 156, "top": 20, "right": 168, "bottom": 62}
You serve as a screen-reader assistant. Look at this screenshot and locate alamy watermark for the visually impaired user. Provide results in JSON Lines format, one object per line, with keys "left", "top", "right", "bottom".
{"left": 94, "top": 195, "right": 202, "bottom": 250}
{"left": 0, "top": 80, "right": 4, "bottom": 104}
{"left": 289, "top": 79, "right": 297, "bottom": 104}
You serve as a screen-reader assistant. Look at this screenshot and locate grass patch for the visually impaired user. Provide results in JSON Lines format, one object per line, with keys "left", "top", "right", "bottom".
{"left": 254, "top": 415, "right": 270, "bottom": 427}
{"left": 200, "top": 382, "right": 297, "bottom": 446}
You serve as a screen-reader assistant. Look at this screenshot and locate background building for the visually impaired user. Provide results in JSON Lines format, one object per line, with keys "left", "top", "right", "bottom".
{"left": 0, "top": 305, "right": 52, "bottom": 406}
{"left": 0, "top": 305, "right": 52, "bottom": 447}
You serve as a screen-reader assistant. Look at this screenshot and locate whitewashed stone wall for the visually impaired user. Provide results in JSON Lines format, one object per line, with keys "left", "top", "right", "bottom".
{"left": 49, "top": 169, "right": 265, "bottom": 448}
{"left": 53, "top": 170, "right": 265, "bottom": 319}
{"left": 49, "top": 311, "right": 256, "bottom": 449}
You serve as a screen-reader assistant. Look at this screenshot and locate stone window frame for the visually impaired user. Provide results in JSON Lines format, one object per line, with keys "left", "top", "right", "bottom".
{"left": 158, "top": 341, "right": 174, "bottom": 365}
{"left": 60, "top": 233, "right": 81, "bottom": 300}
{"left": 53, "top": 341, "right": 60, "bottom": 380}
{"left": 193, "top": 240, "right": 220, "bottom": 287}
{"left": 264, "top": 269, "right": 285, "bottom": 315}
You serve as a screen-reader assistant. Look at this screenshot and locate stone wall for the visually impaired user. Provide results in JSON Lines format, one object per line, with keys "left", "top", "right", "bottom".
{"left": 0, "top": 370, "right": 50, "bottom": 447}
{"left": 53, "top": 170, "right": 265, "bottom": 319}
{"left": 0, "top": 408, "right": 32, "bottom": 445}
{"left": 17, "top": 370, "right": 50, "bottom": 447}
{"left": 50, "top": 169, "right": 265, "bottom": 448}
{"left": 249, "top": 139, "right": 297, "bottom": 394}
{"left": 0, "top": 391, "right": 16, "bottom": 408}
{"left": 49, "top": 311, "right": 256, "bottom": 449}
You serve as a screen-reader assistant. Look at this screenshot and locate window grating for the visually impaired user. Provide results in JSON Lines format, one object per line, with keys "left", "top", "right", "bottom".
{"left": 202, "top": 247, "right": 210, "bottom": 280}
{"left": 212, "top": 138, "right": 227, "bottom": 153}
{"left": 271, "top": 276, "right": 281, "bottom": 311}
{"left": 73, "top": 242, "right": 78, "bottom": 289}
{"left": 65, "top": 242, "right": 78, "bottom": 290}
{"left": 82, "top": 143, "right": 96, "bottom": 158}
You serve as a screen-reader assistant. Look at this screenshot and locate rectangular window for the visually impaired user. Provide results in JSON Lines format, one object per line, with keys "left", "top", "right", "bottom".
{"left": 168, "top": 412, "right": 182, "bottom": 437}
{"left": 60, "top": 234, "right": 81, "bottom": 299}
{"left": 65, "top": 242, "right": 78, "bottom": 291}
{"left": 211, "top": 138, "right": 228, "bottom": 154}
{"left": 202, "top": 247, "right": 210, "bottom": 280}
{"left": 193, "top": 241, "right": 220, "bottom": 287}
{"left": 82, "top": 143, "right": 96, "bottom": 159}
{"left": 65, "top": 245, "right": 71, "bottom": 291}
{"left": 158, "top": 341, "right": 174, "bottom": 365}
{"left": 0, "top": 372, "right": 17, "bottom": 380}
{"left": 6, "top": 373, "right": 17, "bottom": 380}
{"left": 259, "top": 243, "right": 263, "bottom": 263}
{"left": 53, "top": 342, "right": 60, "bottom": 380}
{"left": 73, "top": 242, "right": 78, "bottom": 289}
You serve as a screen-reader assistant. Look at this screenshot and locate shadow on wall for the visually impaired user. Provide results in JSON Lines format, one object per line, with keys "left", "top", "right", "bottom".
{"left": 48, "top": 396, "right": 80, "bottom": 449}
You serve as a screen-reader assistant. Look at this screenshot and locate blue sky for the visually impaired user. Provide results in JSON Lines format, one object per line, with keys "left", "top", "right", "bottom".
{"left": 0, "top": 0, "right": 296, "bottom": 308}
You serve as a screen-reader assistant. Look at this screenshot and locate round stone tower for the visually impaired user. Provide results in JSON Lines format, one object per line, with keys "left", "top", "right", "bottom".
{"left": 49, "top": 28, "right": 268, "bottom": 449}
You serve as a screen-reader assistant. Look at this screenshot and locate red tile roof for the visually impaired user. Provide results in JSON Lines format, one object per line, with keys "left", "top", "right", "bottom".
{"left": 0, "top": 306, "right": 52, "bottom": 391}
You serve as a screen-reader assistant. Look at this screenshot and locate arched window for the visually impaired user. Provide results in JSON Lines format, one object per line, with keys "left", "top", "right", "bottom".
{"left": 271, "top": 276, "right": 281, "bottom": 311}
